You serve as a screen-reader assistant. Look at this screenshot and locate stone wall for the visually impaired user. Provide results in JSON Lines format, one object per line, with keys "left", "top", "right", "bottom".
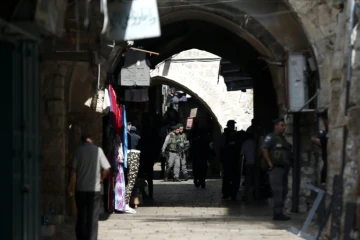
{"left": 289, "top": 0, "right": 337, "bottom": 109}
{"left": 329, "top": 0, "right": 360, "bottom": 237}
{"left": 41, "top": 61, "right": 72, "bottom": 214}
{"left": 284, "top": 113, "right": 319, "bottom": 213}
{"left": 304, "top": 0, "right": 360, "bottom": 237}
{"left": 151, "top": 49, "right": 254, "bottom": 131}
{"left": 41, "top": 59, "right": 105, "bottom": 215}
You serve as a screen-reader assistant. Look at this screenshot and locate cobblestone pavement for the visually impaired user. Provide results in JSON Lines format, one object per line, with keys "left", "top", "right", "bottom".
{"left": 50, "top": 171, "right": 314, "bottom": 240}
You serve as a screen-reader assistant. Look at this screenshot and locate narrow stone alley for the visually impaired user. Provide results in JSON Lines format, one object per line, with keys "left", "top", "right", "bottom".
{"left": 50, "top": 165, "right": 312, "bottom": 240}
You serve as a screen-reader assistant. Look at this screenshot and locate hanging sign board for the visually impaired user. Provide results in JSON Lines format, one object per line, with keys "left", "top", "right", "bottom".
{"left": 190, "top": 108, "right": 198, "bottom": 118}
{"left": 107, "top": 0, "right": 161, "bottom": 41}
{"left": 186, "top": 118, "right": 193, "bottom": 130}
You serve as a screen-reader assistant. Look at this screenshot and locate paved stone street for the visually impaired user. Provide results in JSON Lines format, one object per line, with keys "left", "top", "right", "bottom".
{"left": 50, "top": 165, "right": 313, "bottom": 240}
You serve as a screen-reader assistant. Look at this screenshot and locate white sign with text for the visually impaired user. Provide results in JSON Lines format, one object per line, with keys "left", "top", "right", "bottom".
{"left": 107, "top": 0, "right": 161, "bottom": 41}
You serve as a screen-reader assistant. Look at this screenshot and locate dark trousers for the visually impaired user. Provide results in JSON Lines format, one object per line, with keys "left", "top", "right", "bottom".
{"left": 222, "top": 162, "right": 241, "bottom": 199}
{"left": 103, "top": 179, "right": 109, "bottom": 212}
{"left": 193, "top": 159, "right": 208, "bottom": 187}
{"left": 268, "top": 167, "right": 289, "bottom": 215}
{"left": 144, "top": 165, "right": 154, "bottom": 197}
{"left": 139, "top": 151, "right": 155, "bottom": 198}
{"left": 75, "top": 191, "right": 101, "bottom": 240}
{"left": 321, "top": 157, "right": 327, "bottom": 184}
{"left": 244, "top": 164, "right": 256, "bottom": 199}
{"left": 160, "top": 155, "right": 166, "bottom": 178}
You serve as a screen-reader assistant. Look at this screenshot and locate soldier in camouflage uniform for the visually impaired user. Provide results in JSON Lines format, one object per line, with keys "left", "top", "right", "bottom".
{"left": 161, "top": 124, "right": 182, "bottom": 182}
{"left": 178, "top": 124, "right": 190, "bottom": 181}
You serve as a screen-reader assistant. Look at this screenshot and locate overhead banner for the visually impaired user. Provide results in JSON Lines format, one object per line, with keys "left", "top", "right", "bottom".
{"left": 107, "top": 0, "right": 161, "bottom": 41}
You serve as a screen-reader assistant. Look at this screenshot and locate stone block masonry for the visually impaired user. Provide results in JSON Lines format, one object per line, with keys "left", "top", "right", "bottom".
{"left": 41, "top": 61, "right": 71, "bottom": 215}
{"left": 40, "top": 59, "right": 106, "bottom": 215}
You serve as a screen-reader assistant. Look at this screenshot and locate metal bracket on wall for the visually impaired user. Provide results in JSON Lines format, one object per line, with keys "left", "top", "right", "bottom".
{"left": 287, "top": 184, "right": 325, "bottom": 240}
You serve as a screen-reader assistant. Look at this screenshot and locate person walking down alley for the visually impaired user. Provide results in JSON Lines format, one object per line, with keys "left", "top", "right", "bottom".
{"left": 178, "top": 124, "right": 190, "bottom": 181}
{"left": 311, "top": 109, "right": 329, "bottom": 184}
{"left": 129, "top": 126, "right": 141, "bottom": 149}
{"left": 68, "top": 134, "right": 111, "bottom": 240}
{"left": 189, "top": 119, "right": 210, "bottom": 188}
{"left": 138, "top": 126, "right": 157, "bottom": 199}
{"left": 162, "top": 124, "right": 182, "bottom": 182}
{"left": 125, "top": 125, "right": 141, "bottom": 214}
{"left": 163, "top": 103, "right": 179, "bottom": 126}
{"left": 241, "top": 131, "right": 256, "bottom": 203}
{"left": 261, "top": 117, "right": 292, "bottom": 221}
{"left": 220, "top": 120, "right": 242, "bottom": 200}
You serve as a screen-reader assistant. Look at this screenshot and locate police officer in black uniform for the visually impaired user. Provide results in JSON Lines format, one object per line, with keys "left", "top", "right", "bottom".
{"left": 261, "top": 117, "right": 292, "bottom": 221}
{"left": 311, "top": 109, "right": 329, "bottom": 184}
{"left": 220, "top": 120, "right": 242, "bottom": 200}
{"left": 189, "top": 119, "right": 210, "bottom": 188}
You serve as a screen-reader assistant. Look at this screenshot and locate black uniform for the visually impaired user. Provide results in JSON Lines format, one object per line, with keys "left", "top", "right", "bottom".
{"left": 221, "top": 130, "right": 242, "bottom": 199}
{"left": 317, "top": 129, "right": 328, "bottom": 183}
{"left": 189, "top": 127, "right": 209, "bottom": 188}
{"left": 261, "top": 132, "right": 292, "bottom": 220}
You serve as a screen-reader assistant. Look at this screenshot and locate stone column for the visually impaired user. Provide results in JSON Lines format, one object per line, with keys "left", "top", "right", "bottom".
{"left": 41, "top": 61, "right": 71, "bottom": 215}
{"left": 326, "top": 0, "right": 360, "bottom": 237}
{"left": 342, "top": 0, "right": 360, "bottom": 236}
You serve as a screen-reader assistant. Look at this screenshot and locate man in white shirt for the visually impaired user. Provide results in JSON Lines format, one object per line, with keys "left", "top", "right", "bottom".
{"left": 68, "top": 134, "right": 111, "bottom": 240}
{"left": 241, "top": 132, "right": 256, "bottom": 203}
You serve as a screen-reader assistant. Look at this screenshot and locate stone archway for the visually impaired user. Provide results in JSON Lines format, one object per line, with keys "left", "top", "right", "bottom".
{"left": 134, "top": 1, "right": 336, "bottom": 113}
{"left": 131, "top": 1, "right": 331, "bottom": 214}
{"left": 39, "top": 0, "right": 341, "bottom": 220}
{"left": 150, "top": 49, "right": 254, "bottom": 130}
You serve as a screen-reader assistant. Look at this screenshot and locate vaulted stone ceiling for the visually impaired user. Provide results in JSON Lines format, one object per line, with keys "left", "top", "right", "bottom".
{"left": 33, "top": 0, "right": 313, "bottom": 67}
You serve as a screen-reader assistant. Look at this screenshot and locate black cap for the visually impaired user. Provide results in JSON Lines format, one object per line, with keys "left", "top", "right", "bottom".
{"left": 226, "top": 120, "right": 236, "bottom": 126}
{"left": 127, "top": 122, "right": 132, "bottom": 125}
{"left": 272, "top": 117, "right": 284, "bottom": 125}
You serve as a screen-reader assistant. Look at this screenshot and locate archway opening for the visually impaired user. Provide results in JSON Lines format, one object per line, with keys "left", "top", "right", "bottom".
{"left": 135, "top": 18, "right": 280, "bottom": 132}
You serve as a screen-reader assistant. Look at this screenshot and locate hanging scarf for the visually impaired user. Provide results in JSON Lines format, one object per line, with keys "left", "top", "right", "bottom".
{"left": 108, "top": 84, "right": 123, "bottom": 136}
{"left": 123, "top": 105, "right": 128, "bottom": 169}
{"left": 113, "top": 134, "right": 126, "bottom": 211}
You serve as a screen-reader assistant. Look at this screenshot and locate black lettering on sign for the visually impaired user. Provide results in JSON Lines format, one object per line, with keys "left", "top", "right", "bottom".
{"left": 109, "top": 7, "right": 157, "bottom": 33}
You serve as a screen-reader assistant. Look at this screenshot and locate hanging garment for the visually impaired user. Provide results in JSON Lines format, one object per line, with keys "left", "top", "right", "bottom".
{"left": 123, "top": 106, "right": 129, "bottom": 169}
{"left": 134, "top": 89, "right": 148, "bottom": 102}
{"left": 109, "top": 84, "right": 123, "bottom": 136}
{"left": 108, "top": 88, "right": 114, "bottom": 126}
{"left": 104, "top": 154, "right": 115, "bottom": 213}
{"left": 113, "top": 135, "right": 126, "bottom": 212}
{"left": 125, "top": 89, "right": 132, "bottom": 102}
{"left": 124, "top": 89, "right": 149, "bottom": 102}
{"left": 114, "top": 134, "right": 124, "bottom": 164}
{"left": 114, "top": 163, "right": 126, "bottom": 211}
{"left": 115, "top": 104, "right": 123, "bottom": 135}
{"left": 102, "top": 87, "right": 111, "bottom": 114}
{"left": 119, "top": 50, "right": 150, "bottom": 86}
